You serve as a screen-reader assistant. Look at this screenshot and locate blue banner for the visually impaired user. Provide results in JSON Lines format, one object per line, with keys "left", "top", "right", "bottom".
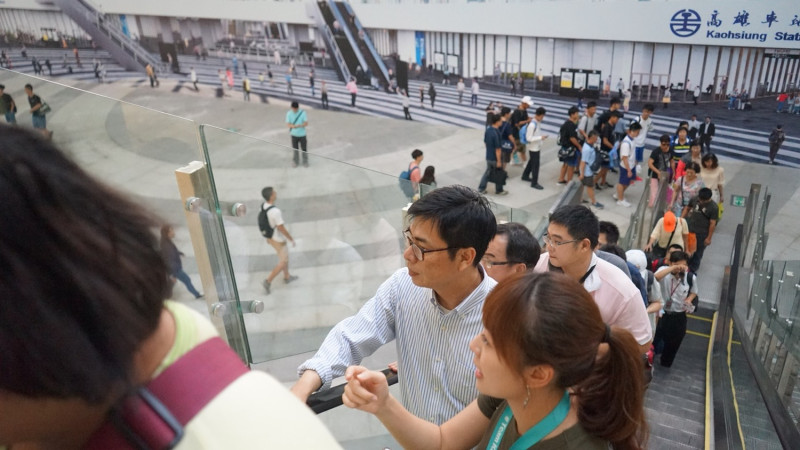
{"left": 415, "top": 31, "right": 425, "bottom": 65}
{"left": 120, "top": 14, "right": 130, "bottom": 38}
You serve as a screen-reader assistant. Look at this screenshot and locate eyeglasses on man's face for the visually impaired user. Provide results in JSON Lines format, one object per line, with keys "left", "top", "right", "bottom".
{"left": 542, "top": 233, "right": 581, "bottom": 248}
{"left": 481, "top": 258, "right": 521, "bottom": 269}
{"left": 404, "top": 228, "right": 456, "bottom": 261}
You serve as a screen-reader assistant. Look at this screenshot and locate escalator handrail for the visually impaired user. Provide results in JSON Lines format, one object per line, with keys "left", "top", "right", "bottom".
{"left": 337, "top": 1, "right": 390, "bottom": 84}
{"left": 323, "top": 0, "right": 369, "bottom": 77}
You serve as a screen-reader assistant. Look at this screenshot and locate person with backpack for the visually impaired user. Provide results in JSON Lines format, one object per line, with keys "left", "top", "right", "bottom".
{"left": 653, "top": 250, "right": 698, "bottom": 367}
{"left": 768, "top": 124, "right": 786, "bottom": 165}
{"left": 259, "top": 187, "right": 298, "bottom": 295}
{"left": 578, "top": 130, "right": 603, "bottom": 209}
{"left": 520, "top": 106, "right": 547, "bottom": 190}
{"left": 399, "top": 149, "right": 423, "bottom": 199}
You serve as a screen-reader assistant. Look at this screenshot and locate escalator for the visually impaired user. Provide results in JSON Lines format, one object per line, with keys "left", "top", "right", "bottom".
{"left": 332, "top": 1, "right": 390, "bottom": 90}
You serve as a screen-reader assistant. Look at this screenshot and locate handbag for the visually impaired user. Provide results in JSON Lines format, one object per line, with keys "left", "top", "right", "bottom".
{"left": 487, "top": 166, "right": 508, "bottom": 184}
{"left": 558, "top": 146, "right": 576, "bottom": 162}
{"left": 686, "top": 232, "right": 698, "bottom": 254}
{"left": 39, "top": 102, "right": 52, "bottom": 114}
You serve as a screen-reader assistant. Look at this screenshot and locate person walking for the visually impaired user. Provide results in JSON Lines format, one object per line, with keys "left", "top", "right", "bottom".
{"left": 160, "top": 226, "right": 203, "bottom": 299}
{"left": 259, "top": 187, "right": 298, "bottom": 295}
{"left": 226, "top": 68, "right": 234, "bottom": 90}
{"left": 693, "top": 85, "right": 701, "bottom": 105}
{"left": 25, "top": 84, "right": 51, "bottom": 140}
{"left": 309, "top": 69, "right": 316, "bottom": 97}
{"left": 521, "top": 106, "right": 547, "bottom": 190}
{"left": 456, "top": 78, "right": 465, "bottom": 104}
{"left": 428, "top": 82, "right": 436, "bottom": 109}
{"left": 768, "top": 124, "right": 786, "bottom": 165}
{"left": 145, "top": 63, "right": 158, "bottom": 88}
{"left": 418, "top": 83, "right": 425, "bottom": 108}
{"left": 400, "top": 88, "right": 412, "bottom": 120}
{"left": 320, "top": 80, "right": 329, "bottom": 109}
{"left": 285, "top": 71, "right": 294, "bottom": 95}
{"left": 242, "top": 77, "right": 251, "bottom": 101}
{"left": 698, "top": 116, "right": 715, "bottom": 153}
{"left": 776, "top": 92, "right": 788, "bottom": 113}
{"left": 287, "top": 101, "right": 309, "bottom": 168}
{"left": 346, "top": 77, "right": 358, "bottom": 107}
{"left": 190, "top": 67, "right": 198, "bottom": 91}
{"left": 478, "top": 113, "right": 507, "bottom": 195}
{"left": 0, "top": 84, "right": 17, "bottom": 124}
{"left": 579, "top": 130, "right": 603, "bottom": 208}
{"left": 470, "top": 78, "right": 480, "bottom": 106}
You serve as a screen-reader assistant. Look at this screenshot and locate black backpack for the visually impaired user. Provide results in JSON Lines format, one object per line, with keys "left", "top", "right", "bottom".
{"left": 258, "top": 205, "right": 277, "bottom": 238}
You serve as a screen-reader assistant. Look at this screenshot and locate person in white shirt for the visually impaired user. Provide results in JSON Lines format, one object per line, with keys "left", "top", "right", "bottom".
{"left": 189, "top": 67, "right": 198, "bottom": 91}
{"left": 653, "top": 251, "right": 698, "bottom": 367}
{"left": 260, "top": 187, "right": 297, "bottom": 295}
{"left": 471, "top": 78, "right": 480, "bottom": 106}
{"left": 693, "top": 85, "right": 701, "bottom": 105}
{"left": 614, "top": 122, "right": 641, "bottom": 207}
{"left": 399, "top": 88, "right": 412, "bottom": 120}
{"left": 456, "top": 78, "right": 465, "bottom": 104}
{"left": 521, "top": 107, "right": 547, "bottom": 190}
{"left": 577, "top": 101, "right": 597, "bottom": 145}
{"left": 632, "top": 104, "right": 655, "bottom": 171}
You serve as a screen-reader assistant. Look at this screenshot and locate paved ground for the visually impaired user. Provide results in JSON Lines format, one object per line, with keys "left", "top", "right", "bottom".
{"left": 2, "top": 48, "right": 799, "bottom": 449}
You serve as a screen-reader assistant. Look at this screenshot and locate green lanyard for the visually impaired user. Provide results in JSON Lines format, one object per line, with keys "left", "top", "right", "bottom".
{"left": 486, "top": 391, "right": 571, "bottom": 450}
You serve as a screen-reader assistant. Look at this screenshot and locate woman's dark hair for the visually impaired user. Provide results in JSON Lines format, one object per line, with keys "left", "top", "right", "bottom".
{"left": 701, "top": 153, "right": 719, "bottom": 169}
{"left": 484, "top": 272, "right": 648, "bottom": 449}
{"left": 407, "top": 185, "right": 495, "bottom": 266}
{"left": 685, "top": 161, "right": 701, "bottom": 174}
{"left": 0, "top": 126, "right": 170, "bottom": 403}
{"left": 419, "top": 165, "right": 436, "bottom": 185}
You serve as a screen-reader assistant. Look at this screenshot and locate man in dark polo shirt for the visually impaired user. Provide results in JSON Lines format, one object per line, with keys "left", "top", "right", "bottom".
{"left": 510, "top": 96, "right": 533, "bottom": 166}
{"left": 478, "top": 113, "right": 507, "bottom": 195}
{"left": 0, "top": 84, "right": 16, "bottom": 124}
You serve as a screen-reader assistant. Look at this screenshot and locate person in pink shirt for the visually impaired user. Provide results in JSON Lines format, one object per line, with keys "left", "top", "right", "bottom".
{"left": 534, "top": 205, "right": 652, "bottom": 352}
{"left": 346, "top": 77, "right": 358, "bottom": 107}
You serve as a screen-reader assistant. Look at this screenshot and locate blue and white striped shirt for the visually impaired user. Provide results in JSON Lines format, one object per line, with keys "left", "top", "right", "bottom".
{"left": 298, "top": 266, "right": 497, "bottom": 424}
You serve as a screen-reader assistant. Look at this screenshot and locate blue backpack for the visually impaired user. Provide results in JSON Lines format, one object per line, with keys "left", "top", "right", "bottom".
{"left": 399, "top": 164, "right": 419, "bottom": 199}
{"left": 519, "top": 123, "right": 530, "bottom": 144}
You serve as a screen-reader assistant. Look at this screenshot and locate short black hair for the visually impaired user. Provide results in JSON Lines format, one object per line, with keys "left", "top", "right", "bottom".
{"left": 291, "top": 101, "right": 299, "bottom": 108}
{"left": 686, "top": 161, "right": 701, "bottom": 173}
{"left": 407, "top": 185, "right": 496, "bottom": 266}
{"left": 411, "top": 149, "right": 423, "bottom": 159}
{"left": 587, "top": 130, "right": 599, "bottom": 139}
{"left": 24, "top": 83, "right": 33, "bottom": 90}
{"left": 549, "top": 205, "right": 598, "bottom": 249}
{"left": 0, "top": 84, "right": 4, "bottom": 90}
{"left": 643, "top": 104, "right": 655, "bottom": 112}
{"left": 668, "top": 244, "right": 684, "bottom": 251}
{"left": 586, "top": 101, "right": 597, "bottom": 109}
{"left": 670, "top": 251, "right": 690, "bottom": 263}
{"left": 0, "top": 126, "right": 170, "bottom": 402}
{"left": 690, "top": 139, "right": 701, "bottom": 148}
{"left": 262, "top": 186, "right": 274, "bottom": 201}
{"left": 535, "top": 106, "right": 546, "bottom": 116}
{"left": 600, "top": 244, "right": 626, "bottom": 260}
{"left": 660, "top": 134, "right": 671, "bottom": 143}
{"left": 496, "top": 222, "right": 541, "bottom": 268}
{"left": 610, "top": 111, "right": 622, "bottom": 119}
{"left": 609, "top": 97, "right": 621, "bottom": 106}
{"left": 490, "top": 113, "right": 502, "bottom": 125}
{"left": 698, "top": 187, "right": 713, "bottom": 200}
{"left": 628, "top": 121, "right": 642, "bottom": 132}
{"left": 567, "top": 106, "right": 579, "bottom": 116}
{"left": 598, "top": 221, "right": 620, "bottom": 245}
{"left": 501, "top": 106, "right": 511, "bottom": 116}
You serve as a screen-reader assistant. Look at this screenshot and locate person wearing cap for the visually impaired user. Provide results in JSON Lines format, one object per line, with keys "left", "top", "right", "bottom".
{"left": 644, "top": 210, "right": 689, "bottom": 260}
{"left": 510, "top": 96, "right": 533, "bottom": 166}
{"left": 613, "top": 121, "right": 641, "bottom": 208}
{"left": 286, "top": 101, "right": 309, "bottom": 168}
{"left": 0, "top": 84, "right": 16, "bottom": 124}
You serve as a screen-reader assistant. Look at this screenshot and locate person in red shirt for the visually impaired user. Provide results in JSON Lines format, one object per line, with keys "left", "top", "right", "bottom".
{"left": 777, "top": 92, "right": 789, "bottom": 113}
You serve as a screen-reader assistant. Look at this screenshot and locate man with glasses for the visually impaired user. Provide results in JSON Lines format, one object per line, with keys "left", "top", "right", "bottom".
{"left": 534, "top": 205, "right": 652, "bottom": 352}
{"left": 481, "top": 222, "right": 541, "bottom": 283}
{"left": 291, "top": 186, "right": 497, "bottom": 425}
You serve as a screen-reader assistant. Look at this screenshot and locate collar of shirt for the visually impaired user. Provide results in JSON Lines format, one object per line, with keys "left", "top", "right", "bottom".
{"left": 583, "top": 252, "right": 602, "bottom": 292}
{"left": 427, "top": 264, "right": 495, "bottom": 318}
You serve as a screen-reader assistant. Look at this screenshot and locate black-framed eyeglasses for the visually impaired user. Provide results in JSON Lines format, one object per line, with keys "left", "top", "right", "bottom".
{"left": 481, "top": 258, "right": 522, "bottom": 268}
{"left": 404, "top": 229, "right": 456, "bottom": 261}
{"left": 542, "top": 233, "right": 581, "bottom": 248}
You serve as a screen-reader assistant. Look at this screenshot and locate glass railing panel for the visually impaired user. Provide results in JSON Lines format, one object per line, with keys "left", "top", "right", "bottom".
{"left": 0, "top": 70, "right": 224, "bottom": 319}
{"left": 197, "top": 124, "right": 412, "bottom": 364}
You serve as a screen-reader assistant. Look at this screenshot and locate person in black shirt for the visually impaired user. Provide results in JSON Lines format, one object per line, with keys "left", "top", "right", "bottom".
{"left": 557, "top": 106, "right": 581, "bottom": 184}
{"left": 595, "top": 111, "right": 619, "bottom": 189}
{"left": 25, "top": 84, "right": 51, "bottom": 140}
{"left": 478, "top": 113, "right": 507, "bottom": 195}
{"left": 647, "top": 134, "right": 676, "bottom": 207}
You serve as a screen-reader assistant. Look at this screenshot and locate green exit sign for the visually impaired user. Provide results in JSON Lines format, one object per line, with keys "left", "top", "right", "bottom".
{"left": 731, "top": 195, "right": 747, "bottom": 207}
